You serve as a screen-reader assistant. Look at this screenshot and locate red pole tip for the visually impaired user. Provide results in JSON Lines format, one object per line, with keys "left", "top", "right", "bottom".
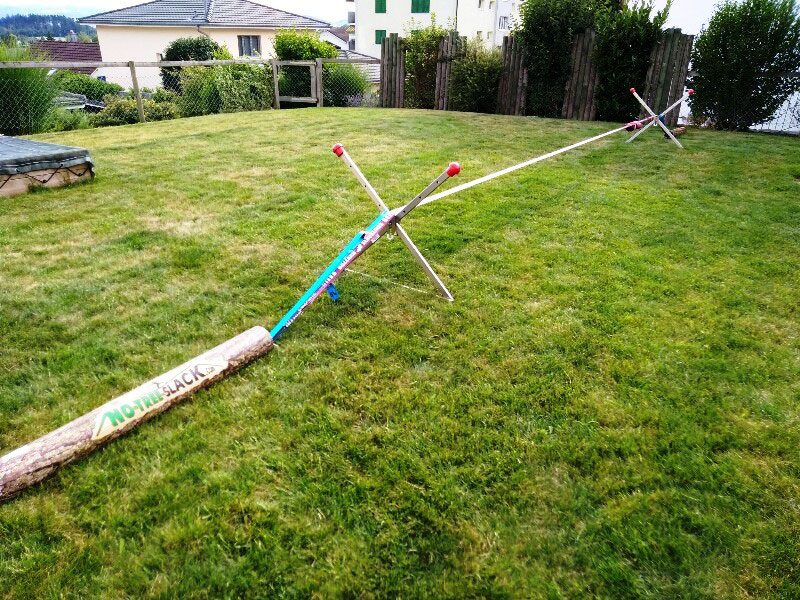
{"left": 629, "top": 87, "right": 636, "bottom": 94}
{"left": 446, "top": 162, "right": 461, "bottom": 177}
{"left": 332, "top": 143, "right": 344, "bottom": 157}
{"left": 688, "top": 89, "right": 695, "bottom": 96}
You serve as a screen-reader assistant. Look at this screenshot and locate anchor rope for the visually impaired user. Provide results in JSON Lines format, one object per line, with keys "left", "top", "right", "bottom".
{"left": 415, "top": 116, "right": 657, "bottom": 208}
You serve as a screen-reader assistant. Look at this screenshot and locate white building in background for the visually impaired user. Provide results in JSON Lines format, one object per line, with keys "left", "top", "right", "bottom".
{"left": 348, "top": 0, "right": 520, "bottom": 57}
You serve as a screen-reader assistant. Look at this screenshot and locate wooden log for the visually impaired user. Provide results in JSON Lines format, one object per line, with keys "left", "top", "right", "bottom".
{"left": 128, "top": 61, "right": 145, "bottom": 124}
{"left": 0, "top": 326, "right": 273, "bottom": 501}
{"left": 271, "top": 60, "right": 281, "bottom": 109}
{"left": 562, "top": 34, "right": 580, "bottom": 118}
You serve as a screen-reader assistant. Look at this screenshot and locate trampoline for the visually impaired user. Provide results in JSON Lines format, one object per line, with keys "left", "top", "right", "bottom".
{"left": 0, "top": 136, "right": 94, "bottom": 197}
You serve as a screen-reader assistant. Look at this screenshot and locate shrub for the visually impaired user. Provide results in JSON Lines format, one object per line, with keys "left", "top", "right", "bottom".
{"left": 42, "top": 107, "right": 92, "bottom": 132}
{"left": 273, "top": 30, "right": 338, "bottom": 60}
{"left": 51, "top": 70, "right": 123, "bottom": 101}
{"left": 593, "top": 1, "right": 669, "bottom": 122}
{"left": 689, "top": 0, "right": 800, "bottom": 130}
{"left": 274, "top": 30, "right": 338, "bottom": 102}
{"left": 151, "top": 87, "right": 178, "bottom": 104}
{"left": 0, "top": 42, "right": 57, "bottom": 134}
{"left": 404, "top": 18, "right": 451, "bottom": 109}
{"left": 161, "top": 36, "right": 223, "bottom": 91}
{"left": 515, "top": 0, "right": 597, "bottom": 116}
{"left": 92, "top": 97, "right": 177, "bottom": 127}
{"left": 448, "top": 38, "right": 504, "bottom": 113}
{"left": 323, "top": 64, "right": 369, "bottom": 107}
{"left": 216, "top": 62, "right": 274, "bottom": 112}
{"left": 178, "top": 66, "right": 221, "bottom": 116}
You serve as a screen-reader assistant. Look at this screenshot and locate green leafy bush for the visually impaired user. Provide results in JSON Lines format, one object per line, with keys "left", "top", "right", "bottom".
{"left": 51, "top": 70, "right": 123, "bottom": 101}
{"left": 151, "top": 87, "right": 178, "bottom": 104}
{"left": 274, "top": 30, "right": 338, "bottom": 102}
{"left": 273, "top": 30, "right": 338, "bottom": 60}
{"left": 689, "top": 0, "right": 800, "bottom": 130}
{"left": 178, "top": 66, "right": 222, "bottom": 116}
{"left": 0, "top": 42, "right": 57, "bottom": 134}
{"left": 404, "top": 18, "right": 451, "bottom": 109}
{"left": 323, "top": 64, "right": 369, "bottom": 107}
{"left": 448, "top": 38, "right": 504, "bottom": 113}
{"left": 593, "top": 1, "right": 669, "bottom": 122}
{"left": 515, "top": 0, "right": 597, "bottom": 116}
{"left": 92, "top": 97, "right": 177, "bottom": 127}
{"left": 216, "top": 62, "right": 274, "bottom": 112}
{"left": 42, "top": 107, "right": 92, "bottom": 132}
{"left": 161, "top": 36, "right": 223, "bottom": 91}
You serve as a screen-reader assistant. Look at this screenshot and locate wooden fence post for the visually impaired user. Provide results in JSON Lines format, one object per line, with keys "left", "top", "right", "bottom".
{"left": 435, "top": 32, "right": 462, "bottom": 110}
{"left": 496, "top": 35, "right": 527, "bottom": 116}
{"left": 380, "top": 34, "right": 405, "bottom": 108}
{"left": 271, "top": 60, "right": 281, "bottom": 109}
{"left": 315, "top": 58, "right": 324, "bottom": 107}
{"left": 642, "top": 28, "right": 694, "bottom": 127}
{"left": 128, "top": 61, "right": 145, "bottom": 123}
{"left": 561, "top": 29, "right": 599, "bottom": 121}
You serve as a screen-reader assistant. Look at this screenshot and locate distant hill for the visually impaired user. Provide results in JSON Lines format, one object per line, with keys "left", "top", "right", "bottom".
{"left": 0, "top": 14, "right": 96, "bottom": 39}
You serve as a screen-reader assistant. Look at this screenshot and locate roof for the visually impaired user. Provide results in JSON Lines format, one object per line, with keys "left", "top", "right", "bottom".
{"left": 30, "top": 41, "right": 101, "bottom": 74}
{"left": 80, "top": 0, "right": 329, "bottom": 28}
{"left": 327, "top": 27, "right": 349, "bottom": 43}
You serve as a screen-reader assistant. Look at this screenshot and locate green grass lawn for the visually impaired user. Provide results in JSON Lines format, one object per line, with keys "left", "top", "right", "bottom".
{"left": 1, "top": 108, "right": 799, "bottom": 598}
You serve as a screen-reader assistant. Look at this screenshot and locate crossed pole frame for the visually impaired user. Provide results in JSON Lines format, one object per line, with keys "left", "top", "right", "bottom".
{"left": 626, "top": 87, "right": 695, "bottom": 149}
{"left": 333, "top": 143, "right": 455, "bottom": 301}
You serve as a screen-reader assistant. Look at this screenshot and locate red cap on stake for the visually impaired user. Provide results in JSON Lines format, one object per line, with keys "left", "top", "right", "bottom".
{"left": 630, "top": 87, "right": 636, "bottom": 94}
{"left": 332, "top": 143, "right": 344, "bottom": 157}
{"left": 688, "top": 89, "right": 695, "bottom": 96}
{"left": 446, "top": 162, "right": 461, "bottom": 177}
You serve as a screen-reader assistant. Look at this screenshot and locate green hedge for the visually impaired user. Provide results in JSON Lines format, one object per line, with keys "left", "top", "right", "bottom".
{"left": 448, "top": 39, "right": 503, "bottom": 113}
{"left": 689, "top": 0, "right": 800, "bottom": 130}
{"left": 0, "top": 43, "right": 57, "bottom": 135}
{"left": 51, "top": 70, "right": 123, "bottom": 101}
{"left": 92, "top": 97, "right": 177, "bottom": 127}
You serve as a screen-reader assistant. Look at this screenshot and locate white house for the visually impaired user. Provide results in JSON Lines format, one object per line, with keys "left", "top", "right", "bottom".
{"left": 80, "top": 0, "right": 329, "bottom": 88}
{"left": 348, "top": 0, "right": 520, "bottom": 57}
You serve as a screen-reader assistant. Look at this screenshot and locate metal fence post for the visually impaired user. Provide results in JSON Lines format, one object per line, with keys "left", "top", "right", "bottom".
{"left": 127, "top": 61, "right": 146, "bottom": 123}
{"left": 315, "top": 58, "right": 324, "bottom": 108}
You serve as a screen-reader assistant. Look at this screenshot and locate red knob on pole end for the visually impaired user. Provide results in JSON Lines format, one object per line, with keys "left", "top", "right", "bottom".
{"left": 446, "top": 162, "right": 461, "bottom": 177}
{"left": 629, "top": 87, "right": 636, "bottom": 94}
{"left": 332, "top": 143, "right": 344, "bottom": 157}
{"left": 688, "top": 89, "right": 695, "bottom": 96}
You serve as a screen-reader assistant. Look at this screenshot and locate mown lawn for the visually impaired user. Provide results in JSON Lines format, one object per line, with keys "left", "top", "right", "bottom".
{"left": 1, "top": 108, "right": 798, "bottom": 598}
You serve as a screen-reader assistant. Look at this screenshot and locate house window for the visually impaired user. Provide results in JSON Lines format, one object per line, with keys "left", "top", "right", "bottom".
{"left": 476, "top": 31, "right": 482, "bottom": 39}
{"left": 411, "top": 0, "right": 430, "bottom": 13}
{"left": 489, "top": 1, "right": 495, "bottom": 8}
{"left": 375, "top": 0, "right": 386, "bottom": 12}
{"left": 375, "top": 29, "right": 387, "bottom": 44}
{"left": 487, "top": 31, "right": 491, "bottom": 40}
{"left": 478, "top": 0, "right": 483, "bottom": 6}
{"left": 238, "top": 35, "right": 260, "bottom": 56}
{"left": 498, "top": 16, "right": 509, "bottom": 29}
{"left": 349, "top": 38, "right": 356, "bottom": 50}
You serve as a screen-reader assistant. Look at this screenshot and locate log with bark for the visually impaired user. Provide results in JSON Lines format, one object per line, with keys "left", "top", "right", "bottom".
{"left": 0, "top": 326, "right": 273, "bottom": 501}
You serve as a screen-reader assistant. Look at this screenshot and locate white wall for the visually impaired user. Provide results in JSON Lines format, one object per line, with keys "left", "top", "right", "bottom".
{"left": 94, "top": 24, "right": 278, "bottom": 88}
{"left": 353, "top": 0, "right": 520, "bottom": 56}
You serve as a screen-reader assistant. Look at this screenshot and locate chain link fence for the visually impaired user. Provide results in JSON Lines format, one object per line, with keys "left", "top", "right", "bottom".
{"left": 0, "top": 57, "right": 380, "bottom": 135}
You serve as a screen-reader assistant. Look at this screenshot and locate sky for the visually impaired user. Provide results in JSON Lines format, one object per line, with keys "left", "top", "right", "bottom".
{"left": 0, "top": 0, "right": 718, "bottom": 34}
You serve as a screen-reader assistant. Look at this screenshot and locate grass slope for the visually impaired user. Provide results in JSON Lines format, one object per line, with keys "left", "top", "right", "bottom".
{"left": 1, "top": 109, "right": 798, "bottom": 598}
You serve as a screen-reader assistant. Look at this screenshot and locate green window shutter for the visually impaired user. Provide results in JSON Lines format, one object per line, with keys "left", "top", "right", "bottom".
{"left": 375, "top": 29, "right": 387, "bottom": 44}
{"left": 375, "top": 0, "right": 386, "bottom": 13}
{"left": 411, "top": 0, "right": 430, "bottom": 13}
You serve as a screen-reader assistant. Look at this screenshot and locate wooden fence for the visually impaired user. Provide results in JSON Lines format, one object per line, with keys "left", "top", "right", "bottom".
{"left": 641, "top": 28, "right": 695, "bottom": 127}
{"left": 380, "top": 33, "right": 405, "bottom": 108}
{"left": 434, "top": 32, "right": 464, "bottom": 110}
{"left": 496, "top": 35, "right": 528, "bottom": 116}
{"left": 561, "top": 29, "right": 599, "bottom": 121}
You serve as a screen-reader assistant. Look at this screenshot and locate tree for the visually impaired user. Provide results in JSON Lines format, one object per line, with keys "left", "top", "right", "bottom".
{"left": 161, "top": 36, "right": 223, "bottom": 92}
{"left": 689, "top": 0, "right": 800, "bottom": 129}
